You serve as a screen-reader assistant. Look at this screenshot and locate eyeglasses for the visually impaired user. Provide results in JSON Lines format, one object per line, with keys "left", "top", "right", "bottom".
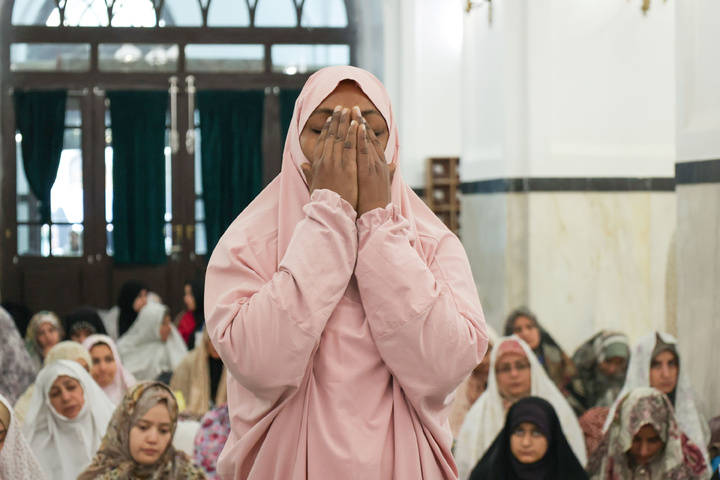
{"left": 496, "top": 361, "right": 531, "bottom": 375}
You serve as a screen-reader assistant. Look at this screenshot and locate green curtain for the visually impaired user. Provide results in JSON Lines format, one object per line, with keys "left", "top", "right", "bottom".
{"left": 108, "top": 91, "right": 168, "bottom": 265}
{"left": 279, "top": 89, "right": 302, "bottom": 149}
{"left": 14, "top": 90, "right": 67, "bottom": 225}
{"left": 198, "top": 90, "right": 265, "bottom": 254}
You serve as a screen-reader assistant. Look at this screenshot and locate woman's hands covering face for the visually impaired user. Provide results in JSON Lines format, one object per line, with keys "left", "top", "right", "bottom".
{"left": 301, "top": 105, "right": 395, "bottom": 216}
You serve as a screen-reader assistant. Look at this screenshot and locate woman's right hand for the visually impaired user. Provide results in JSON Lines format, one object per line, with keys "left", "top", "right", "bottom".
{"left": 301, "top": 106, "right": 360, "bottom": 211}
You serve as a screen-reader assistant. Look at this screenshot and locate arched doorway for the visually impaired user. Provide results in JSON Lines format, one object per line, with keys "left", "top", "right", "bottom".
{"left": 0, "top": 0, "right": 363, "bottom": 317}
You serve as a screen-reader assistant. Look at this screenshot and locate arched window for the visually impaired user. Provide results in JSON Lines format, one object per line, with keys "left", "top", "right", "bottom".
{"left": 0, "top": 0, "right": 371, "bottom": 317}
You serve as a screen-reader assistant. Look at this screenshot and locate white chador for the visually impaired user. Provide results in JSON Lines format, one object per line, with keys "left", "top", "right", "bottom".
{"left": 454, "top": 335, "right": 587, "bottom": 480}
{"left": 117, "top": 302, "right": 188, "bottom": 381}
{"left": 22, "top": 360, "right": 115, "bottom": 480}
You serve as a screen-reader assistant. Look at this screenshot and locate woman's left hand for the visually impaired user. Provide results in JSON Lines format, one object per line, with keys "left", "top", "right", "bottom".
{"left": 357, "top": 118, "right": 396, "bottom": 217}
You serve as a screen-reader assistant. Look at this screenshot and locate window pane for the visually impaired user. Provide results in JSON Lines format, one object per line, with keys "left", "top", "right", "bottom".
{"left": 271, "top": 44, "right": 350, "bottom": 74}
{"left": 10, "top": 44, "right": 91, "bottom": 72}
{"left": 255, "top": 0, "right": 297, "bottom": 27}
{"left": 66, "top": 97, "right": 82, "bottom": 127}
{"left": 195, "top": 223, "right": 207, "bottom": 256}
{"left": 186, "top": 45, "right": 264, "bottom": 73}
{"left": 105, "top": 144, "right": 113, "bottom": 223}
{"left": 164, "top": 0, "right": 203, "bottom": 26}
{"left": 99, "top": 44, "right": 178, "bottom": 72}
{"left": 50, "top": 131, "right": 84, "bottom": 224}
{"left": 207, "top": 0, "right": 251, "bottom": 27}
{"left": 106, "top": 224, "right": 114, "bottom": 256}
{"left": 51, "top": 224, "right": 83, "bottom": 257}
{"left": 18, "top": 224, "right": 49, "bottom": 257}
{"left": 301, "top": 0, "right": 348, "bottom": 27}
{"left": 110, "top": 0, "right": 158, "bottom": 27}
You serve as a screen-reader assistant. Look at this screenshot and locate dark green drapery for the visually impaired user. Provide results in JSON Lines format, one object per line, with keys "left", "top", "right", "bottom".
{"left": 279, "top": 89, "right": 302, "bottom": 148}
{"left": 198, "top": 90, "right": 265, "bottom": 254}
{"left": 108, "top": 91, "right": 168, "bottom": 265}
{"left": 14, "top": 90, "right": 67, "bottom": 225}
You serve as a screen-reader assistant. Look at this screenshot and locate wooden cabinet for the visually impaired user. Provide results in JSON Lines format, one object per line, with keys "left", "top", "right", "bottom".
{"left": 425, "top": 157, "right": 460, "bottom": 234}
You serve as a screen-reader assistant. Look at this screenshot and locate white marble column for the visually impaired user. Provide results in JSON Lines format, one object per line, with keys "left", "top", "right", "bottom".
{"left": 675, "top": 0, "right": 720, "bottom": 419}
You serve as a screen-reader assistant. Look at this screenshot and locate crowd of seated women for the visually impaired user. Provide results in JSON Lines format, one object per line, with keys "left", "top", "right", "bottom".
{"left": 453, "top": 306, "right": 719, "bottom": 480}
{"left": 1, "top": 291, "right": 719, "bottom": 479}
{"left": 0, "top": 277, "right": 228, "bottom": 479}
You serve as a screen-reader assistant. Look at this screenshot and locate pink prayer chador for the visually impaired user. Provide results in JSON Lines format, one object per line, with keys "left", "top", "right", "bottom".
{"left": 205, "top": 66, "right": 488, "bottom": 480}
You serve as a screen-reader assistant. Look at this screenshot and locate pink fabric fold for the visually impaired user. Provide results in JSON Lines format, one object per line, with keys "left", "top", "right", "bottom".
{"left": 205, "top": 66, "right": 488, "bottom": 480}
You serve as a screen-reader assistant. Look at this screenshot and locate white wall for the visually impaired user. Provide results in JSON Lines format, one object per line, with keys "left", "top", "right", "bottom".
{"left": 676, "top": 0, "right": 720, "bottom": 162}
{"left": 383, "top": 0, "right": 465, "bottom": 188}
{"left": 462, "top": 0, "right": 676, "bottom": 182}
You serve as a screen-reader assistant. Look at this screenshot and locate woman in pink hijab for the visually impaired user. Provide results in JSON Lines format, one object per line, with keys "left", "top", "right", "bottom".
{"left": 205, "top": 66, "right": 488, "bottom": 479}
{"left": 82, "top": 334, "right": 136, "bottom": 405}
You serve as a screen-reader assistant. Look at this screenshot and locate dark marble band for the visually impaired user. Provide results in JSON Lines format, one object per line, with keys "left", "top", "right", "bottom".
{"left": 675, "top": 159, "right": 720, "bottom": 185}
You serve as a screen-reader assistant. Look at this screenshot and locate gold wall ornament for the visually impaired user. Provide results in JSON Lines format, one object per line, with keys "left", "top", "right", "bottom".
{"left": 465, "top": 0, "right": 492, "bottom": 25}
{"left": 633, "top": 0, "right": 669, "bottom": 16}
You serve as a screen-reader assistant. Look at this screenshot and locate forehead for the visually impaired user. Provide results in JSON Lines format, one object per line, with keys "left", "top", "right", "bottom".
{"left": 653, "top": 350, "right": 677, "bottom": 362}
{"left": 140, "top": 403, "right": 171, "bottom": 423}
{"left": 497, "top": 352, "right": 527, "bottom": 364}
{"left": 513, "top": 316, "right": 535, "bottom": 327}
{"left": 313, "top": 82, "right": 382, "bottom": 116}
{"left": 91, "top": 343, "right": 113, "bottom": 355}
{"left": 51, "top": 375, "right": 78, "bottom": 388}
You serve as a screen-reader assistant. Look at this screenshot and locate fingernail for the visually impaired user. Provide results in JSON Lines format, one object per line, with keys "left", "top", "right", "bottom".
{"left": 354, "top": 106, "right": 362, "bottom": 116}
{"left": 326, "top": 116, "right": 332, "bottom": 123}
{"left": 342, "top": 107, "right": 349, "bottom": 116}
{"left": 334, "top": 105, "right": 342, "bottom": 113}
{"left": 361, "top": 124, "right": 366, "bottom": 131}
{"left": 350, "top": 120, "right": 358, "bottom": 126}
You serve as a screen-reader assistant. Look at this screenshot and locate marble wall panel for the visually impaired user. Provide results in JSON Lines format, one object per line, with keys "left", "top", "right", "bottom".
{"left": 460, "top": 191, "right": 676, "bottom": 354}
{"left": 676, "top": 183, "right": 720, "bottom": 418}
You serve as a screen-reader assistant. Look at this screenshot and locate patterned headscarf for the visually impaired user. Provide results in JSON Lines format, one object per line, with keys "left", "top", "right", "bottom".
{"left": 588, "top": 387, "right": 707, "bottom": 480}
{"left": 78, "top": 382, "right": 201, "bottom": 480}
{"left": 24, "top": 311, "right": 64, "bottom": 369}
{"left": 0, "top": 307, "right": 37, "bottom": 404}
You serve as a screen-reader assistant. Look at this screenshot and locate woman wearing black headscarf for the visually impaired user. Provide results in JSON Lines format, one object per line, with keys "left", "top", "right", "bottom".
{"left": 470, "top": 396, "right": 588, "bottom": 480}
{"left": 64, "top": 306, "right": 107, "bottom": 343}
{"left": 116, "top": 281, "right": 148, "bottom": 338}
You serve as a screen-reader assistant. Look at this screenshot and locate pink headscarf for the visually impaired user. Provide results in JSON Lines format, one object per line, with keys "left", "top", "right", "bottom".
{"left": 83, "top": 334, "right": 136, "bottom": 405}
{"left": 267, "top": 65, "right": 450, "bottom": 263}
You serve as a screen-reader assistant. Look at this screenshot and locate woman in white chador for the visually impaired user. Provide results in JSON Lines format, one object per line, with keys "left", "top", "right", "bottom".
{"left": 22, "top": 359, "right": 115, "bottom": 480}
{"left": 116, "top": 302, "right": 187, "bottom": 381}
{"left": 604, "top": 331, "right": 711, "bottom": 463}
{"left": 454, "top": 336, "right": 587, "bottom": 480}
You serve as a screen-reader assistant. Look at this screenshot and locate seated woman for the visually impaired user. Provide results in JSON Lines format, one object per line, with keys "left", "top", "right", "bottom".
{"left": 470, "top": 396, "right": 588, "bottom": 479}
{"left": 569, "top": 331, "right": 630, "bottom": 415}
{"left": 504, "top": 307, "right": 576, "bottom": 395}
{"left": 193, "top": 403, "right": 230, "bottom": 480}
{"left": 117, "top": 303, "right": 188, "bottom": 381}
{"left": 78, "top": 382, "right": 205, "bottom": 480}
{"left": 175, "top": 278, "right": 205, "bottom": 350}
{"left": 0, "top": 393, "right": 46, "bottom": 479}
{"left": 21, "top": 359, "right": 115, "bottom": 480}
{"left": 99, "top": 280, "right": 149, "bottom": 340}
{"left": 83, "top": 334, "right": 136, "bottom": 405}
{"left": 169, "top": 329, "right": 227, "bottom": 419}
{"left": 24, "top": 310, "right": 64, "bottom": 370}
{"left": 64, "top": 306, "right": 107, "bottom": 344}
{"left": 588, "top": 387, "right": 708, "bottom": 479}
{"left": 454, "top": 336, "right": 586, "bottom": 480}
{"left": 607, "top": 332, "right": 711, "bottom": 463}
{"left": 0, "top": 307, "right": 37, "bottom": 405}
{"left": 14, "top": 340, "right": 93, "bottom": 425}
{"left": 579, "top": 406, "right": 611, "bottom": 458}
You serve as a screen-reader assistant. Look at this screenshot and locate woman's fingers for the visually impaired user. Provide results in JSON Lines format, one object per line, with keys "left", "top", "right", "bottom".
{"left": 321, "top": 105, "right": 344, "bottom": 162}
{"left": 343, "top": 120, "right": 359, "bottom": 167}
{"left": 358, "top": 124, "right": 372, "bottom": 171}
{"left": 363, "top": 118, "right": 387, "bottom": 165}
{"left": 333, "top": 108, "right": 352, "bottom": 163}
{"left": 313, "top": 115, "right": 332, "bottom": 163}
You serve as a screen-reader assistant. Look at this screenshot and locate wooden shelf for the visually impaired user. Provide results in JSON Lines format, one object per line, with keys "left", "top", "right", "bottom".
{"left": 425, "top": 157, "right": 460, "bottom": 235}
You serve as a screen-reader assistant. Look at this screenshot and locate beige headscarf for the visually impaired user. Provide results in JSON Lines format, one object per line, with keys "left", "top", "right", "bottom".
{"left": 78, "top": 382, "right": 203, "bottom": 480}
{"left": 169, "top": 329, "right": 227, "bottom": 418}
